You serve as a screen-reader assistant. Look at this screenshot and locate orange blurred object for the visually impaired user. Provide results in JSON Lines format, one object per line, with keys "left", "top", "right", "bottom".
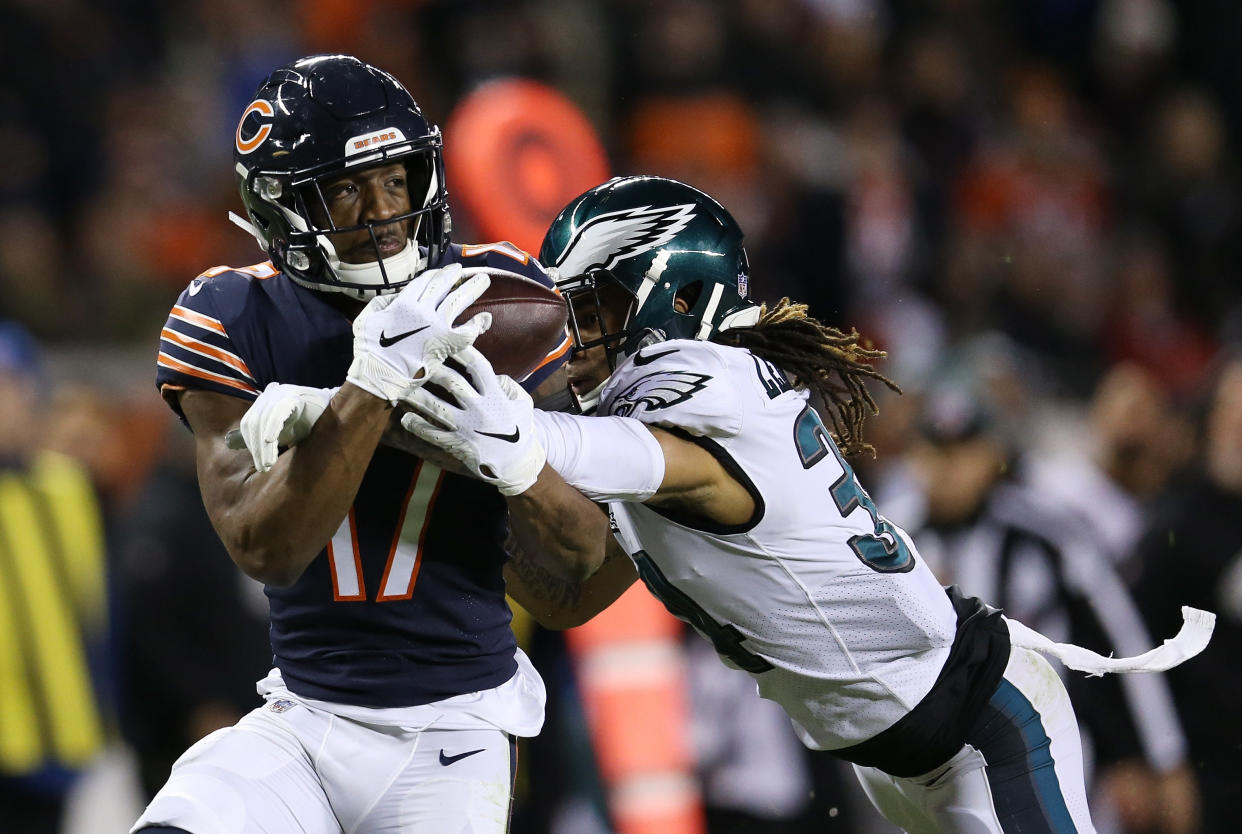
{"left": 628, "top": 92, "right": 760, "bottom": 176}
{"left": 444, "top": 78, "right": 610, "bottom": 256}
{"left": 566, "top": 585, "right": 705, "bottom": 834}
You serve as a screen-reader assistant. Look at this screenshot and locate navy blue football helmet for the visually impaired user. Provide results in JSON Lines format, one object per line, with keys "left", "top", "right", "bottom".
{"left": 231, "top": 54, "right": 450, "bottom": 299}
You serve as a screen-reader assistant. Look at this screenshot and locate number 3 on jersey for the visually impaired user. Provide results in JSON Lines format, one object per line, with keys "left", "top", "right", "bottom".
{"left": 327, "top": 462, "right": 445, "bottom": 601}
{"left": 794, "top": 406, "right": 914, "bottom": 573}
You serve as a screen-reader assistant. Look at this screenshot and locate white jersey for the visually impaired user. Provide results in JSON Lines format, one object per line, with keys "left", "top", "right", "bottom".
{"left": 597, "top": 339, "right": 958, "bottom": 750}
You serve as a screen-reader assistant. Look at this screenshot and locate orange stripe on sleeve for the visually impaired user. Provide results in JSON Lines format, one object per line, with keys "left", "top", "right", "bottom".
{"left": 157, "top": 353, "right": 258, "bottom": 395}
{"left": 460, "top": 242, "right": 531, "bottom": 265}
{"left": 170, "top": 306, "right": 227, "bottom": 335}
{"left": 160, "top": 328, "right": 255, "bottom": 380}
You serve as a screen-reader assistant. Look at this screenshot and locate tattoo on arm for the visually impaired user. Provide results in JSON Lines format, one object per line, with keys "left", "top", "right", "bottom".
{"left": 504, "top": 528, "right": 624, "bottom": 613}
{"left": 505, "top": 529, "right": 583, "bottom": 610}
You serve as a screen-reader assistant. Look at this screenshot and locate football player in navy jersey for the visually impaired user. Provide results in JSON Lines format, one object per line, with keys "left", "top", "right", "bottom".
{"left": 132, "top": 54, "right": 605, "bottom": 834}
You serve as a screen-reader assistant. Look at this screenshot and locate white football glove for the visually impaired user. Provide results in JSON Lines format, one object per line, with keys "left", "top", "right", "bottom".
{"left": 233, "top": 382, "right": 337, "bottom": 472}
{"left": 399, "top": 346, "right": 546, "bottom": 496}
{"left": 347, "top": 262, "right": 492, "bottom": 404}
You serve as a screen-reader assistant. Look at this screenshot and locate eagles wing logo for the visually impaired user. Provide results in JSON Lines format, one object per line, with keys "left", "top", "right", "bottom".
{"left": 552, "top": 204, "right": 696, "bottom": 277}
{"left": 604, "top": 370, "right": 713, "bottom": 418}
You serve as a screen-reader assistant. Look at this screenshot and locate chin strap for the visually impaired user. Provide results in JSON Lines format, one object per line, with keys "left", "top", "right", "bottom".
{"left": 573, "top": 378, "right": 608, "bottom": 415}
{"left": 228, "top": 211, "right": 267, "bottom": 249}
{"left": 534, "top": 387, "right": 581, "bottom": 414}
{"left": 332, "top": 239, "right": 423, "bottom": 298}
{"left": 1006, "top": 606, "right": 1216, "bottom": 677}
{"left": 716, "top": 304, "right": 762, "bottom": 333}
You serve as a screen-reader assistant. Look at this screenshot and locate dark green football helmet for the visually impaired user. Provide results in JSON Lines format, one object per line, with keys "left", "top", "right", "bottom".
{"left": 539, "top": 176, "right": 760, "bottom": 371}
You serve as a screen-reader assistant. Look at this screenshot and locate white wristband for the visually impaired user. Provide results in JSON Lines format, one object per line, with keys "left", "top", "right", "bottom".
{"left": 532, "top": 409, "right": 666, "bottom": 502}
{"left": 346, "top": 352, "right": 412, "bottom": 404}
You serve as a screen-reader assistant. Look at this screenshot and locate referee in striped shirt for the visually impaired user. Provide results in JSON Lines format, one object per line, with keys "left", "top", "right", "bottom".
{"left": 897, "top": 381, "right": 1195, "bottom": 834}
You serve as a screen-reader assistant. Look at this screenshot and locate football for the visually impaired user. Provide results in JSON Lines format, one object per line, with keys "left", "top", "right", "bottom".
{"left": 460, "top": 269, "right": 568, "bottom": 379}
{"left": 379, "top": 270, "right": 566, "bottom": 466}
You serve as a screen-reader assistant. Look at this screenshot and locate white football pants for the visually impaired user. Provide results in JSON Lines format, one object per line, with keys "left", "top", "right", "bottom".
{"left": 852, "top": 646, "right": 1096, "bottom": 833}
{"left": 131, "top": 698, "right": 516, "bottom": 834}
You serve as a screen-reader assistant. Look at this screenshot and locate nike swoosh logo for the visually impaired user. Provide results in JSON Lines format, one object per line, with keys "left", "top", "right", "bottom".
{"left": 439, "top": 748, "right": 486, "bottom": 766}
{"left": 632, "top": 347, "right": 679, "bottom": 366}
{"left": 476, "top": 427, "right": 521, "bottom": 443}
{"left": 378, "top": 325, "right": 429, "bottom": 348}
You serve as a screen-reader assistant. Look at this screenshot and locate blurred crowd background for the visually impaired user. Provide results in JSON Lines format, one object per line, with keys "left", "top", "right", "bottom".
{"left": 2, "top": 0, "right": 1240, "bottom": 833}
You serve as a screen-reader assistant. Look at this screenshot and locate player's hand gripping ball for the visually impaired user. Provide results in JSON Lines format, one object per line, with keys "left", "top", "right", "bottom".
{"left": 384, "top": 267, "right": 566, "bottom": 468}
{"left": 347, "top": 262, "right": 493, "bottom": 404}
{"left": 228, "top": 266, "right": 567, "bottom": 472}
{"left": 455, "top": 267, "right": 567, "bottom": 379}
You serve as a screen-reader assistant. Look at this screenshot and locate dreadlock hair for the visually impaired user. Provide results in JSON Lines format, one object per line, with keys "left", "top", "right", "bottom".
{"left": 712, "top": 298, "right": 901, "bottom": 456}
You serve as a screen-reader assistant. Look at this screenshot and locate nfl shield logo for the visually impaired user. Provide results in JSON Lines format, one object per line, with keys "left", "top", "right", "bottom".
{"left": 737, "top": 271, "right": 749, "bottom": 298}
{"left": 267, "top": 699, "right": 296, "bottom": 713}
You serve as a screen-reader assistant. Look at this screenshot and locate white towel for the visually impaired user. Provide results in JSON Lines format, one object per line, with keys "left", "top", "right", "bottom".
{"left": 1005, "top": 606, "right": 1216, "bottom": 677}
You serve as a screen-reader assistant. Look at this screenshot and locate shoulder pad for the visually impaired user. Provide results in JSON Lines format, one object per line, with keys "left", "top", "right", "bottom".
{"left": 452, "top": 242, "right": 552, "bottom": 288}
{"left": 599, "top": 340, "right": 742, "bottom": 438}
{"left": 180, "top": 262, "right": 279, "bottom": 316}
{"left": 157, "top": 265, "right": 268, "bottom": 408}
{"left": 193, "top": 261, "right": 280, "bottom": 282}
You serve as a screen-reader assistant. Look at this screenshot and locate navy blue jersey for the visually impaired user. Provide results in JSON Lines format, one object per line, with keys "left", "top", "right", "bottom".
{"left": 156, "top": 243, "right": 569, "bottom": 707}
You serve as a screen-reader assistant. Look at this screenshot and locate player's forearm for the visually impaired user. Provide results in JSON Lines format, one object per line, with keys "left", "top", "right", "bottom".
{"left": 533, "top": 411, "right": 754, "bottom": 524}
{"left": 533, "top": 409, "right": 666, "bottom": 502}
{"left": 505, "top": 533, "right": 637, "bottom": 629}
{"left": 505, "top": 465, "right": 609, "bottom": 581}
{"left": 218, "top": 384, "right": 391, "bottom": 585}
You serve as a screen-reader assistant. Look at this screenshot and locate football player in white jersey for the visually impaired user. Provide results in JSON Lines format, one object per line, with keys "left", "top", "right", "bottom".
{"left": 242, "top": 176, "right": 1214, "bottom": 833}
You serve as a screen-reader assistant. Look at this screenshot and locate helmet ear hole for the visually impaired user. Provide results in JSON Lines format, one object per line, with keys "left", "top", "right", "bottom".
{"left": 674, "top": 280, "right": 703, "bottom": 313}
{"left": 295, "top": 184, "right": 331, "bottom": 229}
{"left": 404, "top": 156, "right": 434, "bottom": 202}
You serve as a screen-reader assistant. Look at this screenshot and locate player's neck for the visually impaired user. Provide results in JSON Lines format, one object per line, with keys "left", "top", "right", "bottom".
{"left": 319, "top": 290, "right": 367, "bottom": 321}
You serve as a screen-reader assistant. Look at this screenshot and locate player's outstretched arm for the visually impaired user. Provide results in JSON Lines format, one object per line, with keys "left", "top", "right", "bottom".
{"left": 505, "top": 532, "right": 638, "bottom": 630}
{"left": 506, "top": 464, "right": 611, "bottom": 580}
{"left": 535, "top": 409, "right": 757, "bottom": 528}
{"left": 643, "top": 428, "right": 755, "bottom": 525}
{"left": 400, "top": 349, "right": 610, "bottom": 579}
{"left": 180, "top": 384, "right": 392, "bottom": 587}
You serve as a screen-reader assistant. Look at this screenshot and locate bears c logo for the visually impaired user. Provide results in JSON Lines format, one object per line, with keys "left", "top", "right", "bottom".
{"left": 235, "top": 100, "right": 274, "bottom": 154}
